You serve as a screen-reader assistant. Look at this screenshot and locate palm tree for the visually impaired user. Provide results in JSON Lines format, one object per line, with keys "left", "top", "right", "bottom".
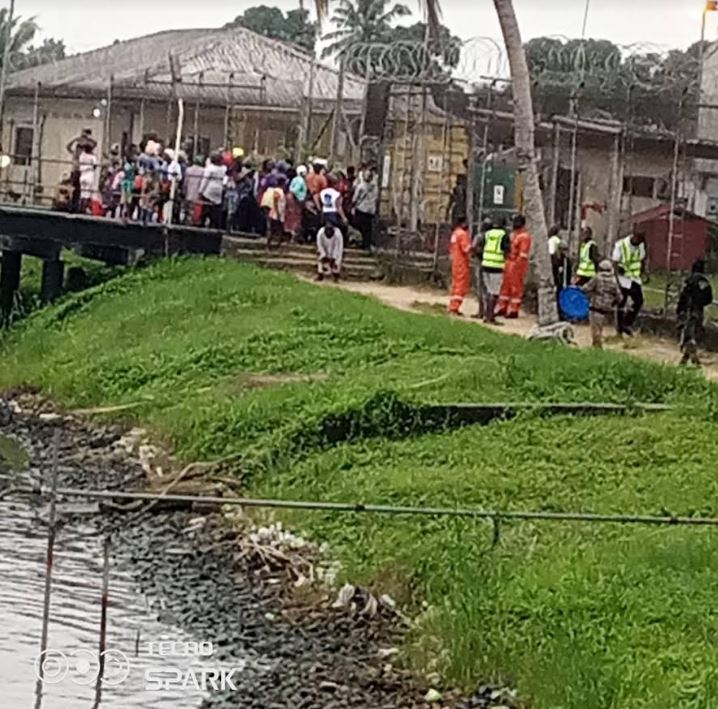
{"left": 321, "top": 0, "right": 411, "bottom": 59}
{"left": 0, "top": 9, "right": 40, "bottom": 72}
{"left": 493, "top": 0, "right": 558, "bottom": 325}
{"left": 314, "top": 0, "right": 441, "bottom": 42}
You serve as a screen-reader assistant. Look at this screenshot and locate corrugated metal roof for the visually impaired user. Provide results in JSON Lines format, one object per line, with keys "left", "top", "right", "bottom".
{"left": 7, "top": 27, "right": 366, "bottom": 110}
{"left": 631, "top": 204, "right": 709, "bottom": 225}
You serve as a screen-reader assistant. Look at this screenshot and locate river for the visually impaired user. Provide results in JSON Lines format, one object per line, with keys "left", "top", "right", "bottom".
{"left": 0, "top": 439, "right": 210, "bottom": 708}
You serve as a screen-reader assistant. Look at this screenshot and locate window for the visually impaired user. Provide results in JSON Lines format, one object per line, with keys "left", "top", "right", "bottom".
{"left": 623, "top": 176, "right": 654, "bottom": 198}
{"left": 186, "top": 136, "right": 210, "bottom": 160}
{"left": 14, "top": 126, "right": 33, "bottom": 166}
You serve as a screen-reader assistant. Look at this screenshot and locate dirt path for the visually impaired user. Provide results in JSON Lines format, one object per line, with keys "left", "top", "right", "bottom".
{"left": 333, "top": 280, "right": 718, "bottom": 381}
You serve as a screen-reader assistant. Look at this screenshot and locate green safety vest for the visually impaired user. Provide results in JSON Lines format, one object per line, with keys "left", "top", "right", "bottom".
{"left": 576, "top": 240, "right": 597, "bottom": 278}
{"left": 620, "top": 237, "right": 643, "bottom": 280}
{"left": 482, "top": 229, "right": 506, "bottom": 270}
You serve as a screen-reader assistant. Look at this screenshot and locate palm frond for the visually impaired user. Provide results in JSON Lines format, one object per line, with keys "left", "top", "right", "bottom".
{"left": 377, "top": 4, "right": 411, "bottom": 24}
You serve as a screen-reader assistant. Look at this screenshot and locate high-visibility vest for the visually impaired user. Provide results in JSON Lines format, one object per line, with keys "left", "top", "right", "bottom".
{"left": 482, "top": 229, "right": 506, "bottom": 270}
{"left": 620, "top": 237, "right": 643, "bottom": 280}
{"left": 576, "top": 240, "right": 597, "bottom": 278}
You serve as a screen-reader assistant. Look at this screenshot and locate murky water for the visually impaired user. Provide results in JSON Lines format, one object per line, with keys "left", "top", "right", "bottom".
{"left": 0, "top": 480, "right": 214, "bottom": 706}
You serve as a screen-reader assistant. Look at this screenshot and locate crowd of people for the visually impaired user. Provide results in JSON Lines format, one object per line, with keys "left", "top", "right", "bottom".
{"left": 53, "top": 128, "right": 380, "bottom": 256}
{"left": 448, "top": 213, "right": 714, "bottom": 364}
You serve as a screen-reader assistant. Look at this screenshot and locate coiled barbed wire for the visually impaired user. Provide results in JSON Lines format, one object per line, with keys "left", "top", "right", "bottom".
{"left": 338, "top": 36, "right": 698, "bottom": 92}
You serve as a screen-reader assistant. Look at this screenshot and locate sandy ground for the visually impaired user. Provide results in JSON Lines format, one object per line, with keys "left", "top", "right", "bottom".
{"left": 330, "top": 280, "right": 718, "bottom": 381}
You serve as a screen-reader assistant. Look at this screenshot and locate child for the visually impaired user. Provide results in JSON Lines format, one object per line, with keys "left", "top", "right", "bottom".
{"left": 121, "top": 156, "right": 137, "bottom": 221}
{"left": 582, "top": 259, "right": 621, "bottom": 349}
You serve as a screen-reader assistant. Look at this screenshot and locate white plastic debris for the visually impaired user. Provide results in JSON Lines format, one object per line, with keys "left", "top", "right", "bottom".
{"left": 248, "top": 522, "right": 311, "bottom": 551}
{"left": 379, "top": 594, "right": 397, "bottom": 610}
{"left": 138, "top": 443, "right": 161, "bottom": 474}
{"left": 332, "top": 583, "right": 356, "bottom": 609}
{"left": 424, "top": 688, "right": 442, "bottom": 703}
{"left": 116, "top": 428, "right": 146, "bottom": 453}
{"left": 361, "top": 594, "right": 378, "bottom": 617}
{"left": 377, "top": 647, "right": 399, "bottom": 659}
{"left": 293, "top": 574, "right": 311, "bottom": 588}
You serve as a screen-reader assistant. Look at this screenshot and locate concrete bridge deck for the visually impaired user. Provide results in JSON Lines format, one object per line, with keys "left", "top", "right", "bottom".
{"left": 0, "top": 206, "right": 223, "bottom": 314}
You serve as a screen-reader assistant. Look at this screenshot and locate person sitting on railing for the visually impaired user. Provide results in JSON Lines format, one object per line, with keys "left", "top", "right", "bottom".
{"left": 53, "top": 175, "right": 75, "bottom": 213}
{"left": 183, "top": 154, "right": 205, "bottom": 226}
{"left": 78, "top": 143, "right": 98, "bottom": 214}
{"left": 66, "top": 128, "right": 97, "bottom": 213}
{"left": 198, "top": 152, "right": 227, "bottom": 229}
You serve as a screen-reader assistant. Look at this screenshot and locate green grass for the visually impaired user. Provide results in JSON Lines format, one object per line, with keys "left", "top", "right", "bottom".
{"left": 643, "top": 271, "right": 718, "bottom": 317}
{"left": 256, "top": 415, "right": 718, "bottom": 708}
{"left": 2, "top": 256, "right": 717, "bottom": 707}
{"left": 8, "top": 250, "right": 120, "bottom": 323}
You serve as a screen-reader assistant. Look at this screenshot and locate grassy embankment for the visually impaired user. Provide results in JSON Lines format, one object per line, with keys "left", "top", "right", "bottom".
{"left": 643, "top": 271, "right": 718, "bottom": 316}
{"left": 2, "top": 257, "right": 718, "bottom": 708}
{"left": 10, "top": 251, "right": 119, "bottom": 322}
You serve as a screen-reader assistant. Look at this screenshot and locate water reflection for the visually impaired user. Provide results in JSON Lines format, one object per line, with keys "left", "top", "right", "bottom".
{"left": 0, "top": 497, "right": 209, "bottom": 708}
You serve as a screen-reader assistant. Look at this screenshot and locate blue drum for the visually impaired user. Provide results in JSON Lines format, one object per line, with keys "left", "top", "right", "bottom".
{"left": 559, "top": 286, "right": 590, "bottom": 321}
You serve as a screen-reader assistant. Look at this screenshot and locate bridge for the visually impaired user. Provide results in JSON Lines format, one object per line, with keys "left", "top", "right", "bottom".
{"left": 0, "top": 206, "right": 223, "bottom": 315}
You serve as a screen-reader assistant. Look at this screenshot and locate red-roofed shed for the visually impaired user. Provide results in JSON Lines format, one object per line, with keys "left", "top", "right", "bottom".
{"left": 630, "top": 205, "right": 710, "bottom": 271}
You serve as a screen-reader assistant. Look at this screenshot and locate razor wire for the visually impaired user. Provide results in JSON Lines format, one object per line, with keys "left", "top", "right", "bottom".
{"left": 527, "top": 39, "right": 701, "bottom": 129}
{"left": 341, "top": 36, "right": 507, "bottom": 85}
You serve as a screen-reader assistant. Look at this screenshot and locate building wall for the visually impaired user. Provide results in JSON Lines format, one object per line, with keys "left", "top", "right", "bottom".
{"left": 700, "top": 46, "right": 718, "bottom": 142}
{"left": 1, "top": 96, "right": 106, "bottom": 206}
{"left": 1, "top": 92, "right": 465, "bottom": 224}
{"left": 574, "top": 144, "right": 677, "bottom": 252}
{"left": 0, "top": 95, "right": 345, "bottom": 206}
{"left": 689, "top": 44, "right": 718, "bottom": 220}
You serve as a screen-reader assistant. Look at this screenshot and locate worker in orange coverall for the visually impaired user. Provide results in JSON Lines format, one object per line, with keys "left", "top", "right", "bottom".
{"left": 496, "top": 214, "right": 533, "bottom": 318}
{"left": 448, "top": 215, "right": 472, "bottom": 316}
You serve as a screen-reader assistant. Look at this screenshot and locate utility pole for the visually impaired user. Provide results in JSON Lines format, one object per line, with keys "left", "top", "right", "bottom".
{"left": 698, "top": 2, "right": 718, "bottom": 138}
{"left": 465, "top": 92, "right": 478, "bottom": 234}
{"left": 329, "top": 52, "right": 346, "bottom": 164}
{"left": 0, "top": 0, "right": 16, "bottom": 142}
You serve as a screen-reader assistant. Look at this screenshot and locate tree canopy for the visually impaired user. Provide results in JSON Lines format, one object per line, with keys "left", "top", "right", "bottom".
{"left": 322, "top": 0, "right": 411, "bottom": 58}
{"left": 0, "top": 10, "right": 65, "bottom": 73}
{"left": 322, "top": 0, "right": 460, "bottom": 82}
{"left": 226, "top": 5, "right": 317, "bottom": 53}
{"left": 525, "top": 36, "right": 702, "bottom": 131}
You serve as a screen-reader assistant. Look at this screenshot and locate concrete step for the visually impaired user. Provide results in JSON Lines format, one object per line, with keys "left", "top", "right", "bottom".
{"left": 225, "top": 247, "right": 376, "bottom": 267}
{"left": 249, "top": 258, "right": 378, "bottom": 274}
{"left": 223, "top": 235, "right": 371, "bottom": 258}
{"left": 251, "top": 260, "right": 380, "bottom": 282}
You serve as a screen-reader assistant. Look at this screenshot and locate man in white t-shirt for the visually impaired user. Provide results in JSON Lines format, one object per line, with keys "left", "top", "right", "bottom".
{"left": 611, "top": 229, "right": 647, "bottom": 335}
{"left": 547, "top": 225, "right": 561, "bottom": 257}
{"left": 317, "top": 174, "right": 348, "bottom": 231}
{"left": 316, "top": 224, "right": 344, "bottom": 282}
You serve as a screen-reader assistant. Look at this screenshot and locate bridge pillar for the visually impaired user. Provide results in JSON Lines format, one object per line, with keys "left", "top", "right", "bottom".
{"left": 0, "top": 251, "right": 22, "bottom": 319}
{"left": 41, "top": 259, "right": 65, "bottom": 303}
